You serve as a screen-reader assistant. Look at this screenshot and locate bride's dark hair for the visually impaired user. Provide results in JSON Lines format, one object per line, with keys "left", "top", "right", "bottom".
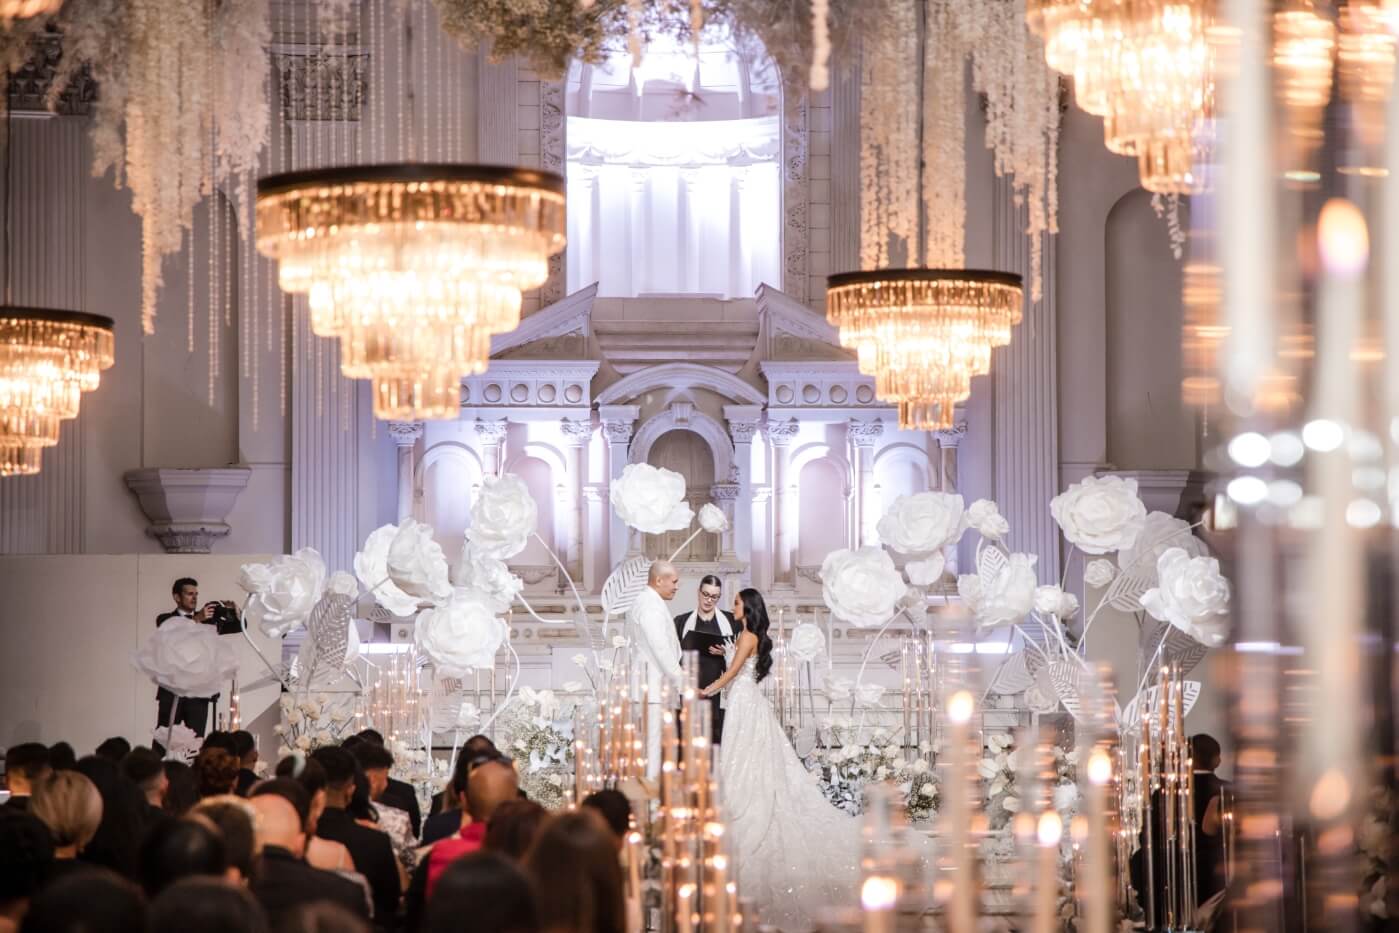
{"left": 737, "top": 588, "right": 774, "bottom": 683}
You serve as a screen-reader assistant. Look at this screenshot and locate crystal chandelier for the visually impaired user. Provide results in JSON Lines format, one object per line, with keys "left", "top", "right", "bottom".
{"left": 256, "top": 164, "right": 566, "bottom": 421}
{"left": 826, "top": 270, "right": 1024, "bottom": 431}
{"left": 0, "top": 307, "right": 115, "bottom": 477}
{"left": 1026, "top": 0, "right": 1215, "bottom": 194}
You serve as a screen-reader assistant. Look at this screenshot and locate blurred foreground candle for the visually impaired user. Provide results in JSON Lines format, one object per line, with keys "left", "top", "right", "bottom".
{"left": 945, "top": 690, "right": 976, "bottom": 933}
{"left": 861, "top": 875, "right": 898, "bottom": 933}
{"left": 1084, "top": 747, "right": 1114, "bottom": 933}
{"left": 1034, "top": 811, "right": 1062, "bottom": 933}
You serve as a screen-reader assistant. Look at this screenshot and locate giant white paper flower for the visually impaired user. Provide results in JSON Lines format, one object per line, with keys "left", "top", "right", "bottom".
{"left": 468, "top": 474, "right": 539, "bottom": 560}
{"left": 1083, "top": 559, "right": 1117, "bottom": 589}
{"left": 958, "top": 553, "right": 1038, "bottom": 629}
{"left": 415, "top": 588, "right": 508, "bottom": 675}
{"left": 610, "top": 463, "right": 694, "bottom": 534}
{"left": 876, "top": 492, "right": 965, "bottom": 556}
{"left": 820, "top": 546, "right": 908, "bottom": 628}
{"left": 788, "top": 621, "right": 826, "bottom": 663}
{"left": 1050, "top": 475, "right": 1148, "bottom": 555}
{"left": 905, "top": 553, "right": 946, "bottom": 587}
{"left": 1141, "top": 547, "right": 1231, "bottom": 645}
{"left": 132, "top": 618, "right": 239, "bottom": 698}
{"left": 457, "top": 548, "right": 524, "bottom": 614}
{"left": 1118, "top": 511, "right": 1206, "bottom": 574}
{"left": 386, "top": 520, "right": 453, "bottom": 603}
{"left": 355, "top": 524, "right": 423, "bottom": 618}
{"left": 1034, "top": 584, "right": 1080, "bottom": 620}
{"left": 239, "top": 548, "right": 327, "bottom": 637}
{"left": 966, "top": 499, "right": 1010, "bottom": 541}
{"left": 698, "top": 502, "right": 729, "bottom": 534}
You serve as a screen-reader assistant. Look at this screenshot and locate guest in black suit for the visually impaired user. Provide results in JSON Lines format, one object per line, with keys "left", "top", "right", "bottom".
{"left": 2, "top": 743, "right": 51, "bottom": 813}
{"left": 155, "top": 578, "right": 240, "bottom": 736}
{"left": 353, "top": 730, "right": 421, "bottom": 838}
{"left": 310, "top": 747, "right": 401, "bottom": 928}
{"left": 673, "top": 575, "right": 735, "bottom": 744}
{"left": 231, "top": 731, "right": 260, "bottom": 797}
{"left": 248, "top": 785, "right": 369, "bottom": 927}
{"left": 121, "top": 748, "right": 172, "bottom": 833}
{"left": 1191, "top": 733, "right": 1230, "bottom": 906}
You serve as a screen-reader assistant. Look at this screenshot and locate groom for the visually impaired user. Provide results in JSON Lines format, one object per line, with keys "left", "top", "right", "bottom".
{"left": 673, "top": 574, "right": 734, "bottom": 743}
{"left": 627, "top": 559, "right": 683, "bottom": 778}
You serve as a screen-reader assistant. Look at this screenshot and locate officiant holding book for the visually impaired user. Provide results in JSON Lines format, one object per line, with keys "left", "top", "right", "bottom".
{"left": 674, "top": 574, "right": 735, "bottom": 744}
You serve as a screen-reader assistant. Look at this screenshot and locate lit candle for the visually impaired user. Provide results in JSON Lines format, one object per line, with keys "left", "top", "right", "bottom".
{"left": 901, "top": 641, "right": 912, "bottom": 760}
{"left": 861, "top": 874, "right": 898, "bottom": 933}
{"left": 626, "top": 829, "right": 644, "bottom": 933}
{"left": 1033, "top": 811, "right": 1062, "bottom": 933}
{"left": 945, "top": 689, "right": 976, "bottom": 933}
{"left": 1084, "top": 747, "right": 1113, "bottom": 933}
{"left": 678, "top": 883, "right": 696, "bottom": 933}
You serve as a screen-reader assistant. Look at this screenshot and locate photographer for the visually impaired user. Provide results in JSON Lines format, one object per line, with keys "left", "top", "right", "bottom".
{"left": 154, "top": 577, "right": 241, "bottom": 736}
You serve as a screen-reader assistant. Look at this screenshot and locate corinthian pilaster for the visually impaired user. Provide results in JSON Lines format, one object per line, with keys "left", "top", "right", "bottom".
{"left": 560, "top": 418, "right": 593, "bottom": 577}
{"left": 848, "top": 419, "right": 884, "bottom": 546}
{"left": 765, "top": 418, "right": 800, "bottom": 584}
{"left": 599, "top": 404, "right": 640, "bottom": 567}
{"left": 475, "top": 420, "right": 509, "bottom": 476}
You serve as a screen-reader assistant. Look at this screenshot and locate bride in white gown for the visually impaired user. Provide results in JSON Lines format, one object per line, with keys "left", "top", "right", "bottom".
{"left": 699, "top": 588, "right": 862, "bottom": 932}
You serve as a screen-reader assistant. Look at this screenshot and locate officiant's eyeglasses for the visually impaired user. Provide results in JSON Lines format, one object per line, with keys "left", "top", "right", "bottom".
{"left": 699, "top": 587, "right": 722, "bottom": 603}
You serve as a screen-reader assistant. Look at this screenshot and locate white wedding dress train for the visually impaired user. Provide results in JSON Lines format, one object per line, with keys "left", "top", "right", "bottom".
{"left": 717, "top": 656, "right": 861, "bottom": 932}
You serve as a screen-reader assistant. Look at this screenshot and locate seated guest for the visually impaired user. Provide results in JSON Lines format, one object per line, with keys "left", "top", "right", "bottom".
{"left": 580, "top": 791, "right": 632, "bottom": 852}
{"left": 524, "top": 812, "right": 625, "bottom": 933}
{"left": 309, "top": 748, "right": 400, "bottom": 926}
{"left": 0, "top": 810, "right": 53, "bottom": 932}
{"left": 45, "top": 745, "right": 75, "bottom": 774}
{"left": 421, "top": 738, "right": 501, "bottom": 846}
{"left": 424, "top": 760, "right": 519, "bottom": 896}
{"left": 147, "top": 877, "right": 269, "bottom": 933}
{"left": 231, "top": 732, "right": 260, "bottom": 797}
{"left": 161, "top": 761, "right": 198, "bottom": 816}
{"left": 138, "top": 815, "right": 230, "bottom": 897}
{"left": 279, "top": 902, "right": 372, "bottom": 933}
{"left": 93, "top": 739, "right": 130, "bottom": 765}
{"left": 248, "top": 789, "right": 370, "bottom": 927}
{"left": 194, "top": 747, "right": 240, "bottom": 799}
{"left": 353, "top": 730, "right": 421, "bottom": 838}
{"left": 121, "top": 749, "right": 169, "bottom": 824}
{"left": 275, "top": 756, "right": 355, "bottom": 873}
{"left": 192, "top": 796, "right": 260, "bottom": 884}
{"left": 349, "top": 743, "right": 413, "bottom": 870}
{"left": 30, "top": 772, "right": 102, "bottom": 873}
{"left": 72, "top": 757, "right": 146, "bottom": 879}
{"left": 483, "top": 800, "right": 547, "bottom": 862}
{"left": 3, "top": 744, "right": 51, "bottom": 813}
{"left": 423, "top": 853, "right": 538, "bottom": 933}
{"left": 20, "top": 868, "right": 145, "bottom": 933}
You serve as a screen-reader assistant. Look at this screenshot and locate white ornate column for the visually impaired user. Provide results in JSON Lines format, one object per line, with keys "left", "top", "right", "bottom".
{"left": 475, "top": 419, "right": 509, "bottom": 477}
{"left": 935, "top": 423, "right": 967, "bottom": 577}
{"left": 709, "top": 482, "right": 740, "bottom": 559}
{"left": 993, "top": 176, "right": 1060, "bottom": 584}
{"left": 599, "top": 405, "right": 640, "bottom": 567}
{"left": 582, "top": 485, "right": 606, "bottom": 592}
{"left": 848, "top": 419, "right": 884, "bottom": 546}
{"left": 560, "top": 419, "right": 593, "bottom": 578}
{"left": 388, "top": 422, "right": 424, "bottom": 522}
{"left": 724, "top": 405, "right": 762, "bottom": 570}
{"left": 765, "top": 418, "right": 799, "bottom": 584}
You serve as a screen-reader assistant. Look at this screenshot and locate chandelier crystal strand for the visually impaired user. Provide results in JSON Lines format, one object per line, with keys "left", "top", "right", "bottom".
{"left": 257, "top": 165, "right": 566, "bottom": 421}
{"left": 0, "top": 309, "right": 115, "bottom": 477}
{"left": 923, "top": 0, "right": 967, "bottom": 269}
{"left": 1026, "top": 0, "right": 1216, "bottom": 194}
{"left": 859, "top": 0, "right": 919, "bottom": 267}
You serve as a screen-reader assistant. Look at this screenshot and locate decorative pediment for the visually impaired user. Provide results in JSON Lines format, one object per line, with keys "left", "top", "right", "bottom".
{"left": 491, "top": 284, "right": 598, "bottom": 359}
{"left": 755, "top": 282, "right": 852, "bottom": 361}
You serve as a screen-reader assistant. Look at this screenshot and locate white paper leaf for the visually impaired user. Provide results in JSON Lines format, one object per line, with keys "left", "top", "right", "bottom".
{"left": 601, "top": 556, "right": 651, "bottom": 618}
{"left": 1017, "top": 619, "right": 1057, "bottom": 677}
{"left": 1048, "top": 661, "right": 1085, "bottom": 721}
{"left": 1104, "top": 569, "right": 1154, "bottom": 613}
{"left": 1121, "top": 681, "right": 1202, "bottom": 729}
{"left": 978, "top": 545, "right": 1008, "bottom": 587}
{"left": 301, "top": 593, "right": 353, "bottom": 680}
{"left": 988, "top": 651, "right": 1035, "bottom": 695}
{"left": 1140, "top": 619, "right": 1210, "bottom": 678}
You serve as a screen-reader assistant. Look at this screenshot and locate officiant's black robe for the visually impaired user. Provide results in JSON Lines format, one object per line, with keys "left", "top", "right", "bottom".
{"left": 673, "top": 610, "right": 735, "bottom": 743}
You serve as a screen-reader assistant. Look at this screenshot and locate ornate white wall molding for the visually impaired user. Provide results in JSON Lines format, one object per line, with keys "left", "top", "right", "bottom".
{"left": 490, "top": 285, "right": 596, "bottom": 357}
{"left": 8, "top": 35, "right": 95, "bottom": 116}
{"left": 595, "top": 362, "right": 766, "bottom": 406}
{"left": 461, "top": 361, "right": 600, "bottom": 419}
{"left": 271, "top": 48, "right": 368, "bottom": 122}
{"left": 631, "top": 407, "right": 736, "bottom": 483}
{"left": 124, "top": 468, "right": 252, "bottom": 554}
{"left": 388, "top": 422, "right": 424, "bottom": 522}
{"left": 758, "top": 360, "right": 886, "bottom": 421}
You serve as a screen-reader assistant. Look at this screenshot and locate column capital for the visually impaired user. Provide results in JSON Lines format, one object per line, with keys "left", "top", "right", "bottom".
{"left": 848, "top": 418, "right": 885, "bottom": 449}
{"left": 764, "top": 418, "right": 799, "bottom": 447}
{"left": 710, "top": 482, "right": 741, "bottom": 501}
{"left": 560, "top": 418, "right": 594, "bottom": 445}
{"left": 475, "top": 419, "right": 509, "bottom": 444}
{"left": 598, "top": 404, "right": 640, "bottom": 444}
{"left": 387, "top": 421, "right": 424, "bottom": 447}
{"left": 934, "top": 421, "right": 968, "bottom": 447}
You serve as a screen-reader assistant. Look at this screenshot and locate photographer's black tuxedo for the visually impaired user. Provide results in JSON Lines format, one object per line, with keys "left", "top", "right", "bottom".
{"left": 673, "top": 609, "right": 736, "bottom": 743}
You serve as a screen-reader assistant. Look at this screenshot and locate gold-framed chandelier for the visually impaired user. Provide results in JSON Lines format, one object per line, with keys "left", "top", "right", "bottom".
{"left": 256, "top": 163, "right": 567, "bottom": 421}
{"left": 1026, "top": 0, "right": 1216, "bottom": 194}
{"left": 826, "top": 269, "right": 1024, "bottom": 431}
{"left": 0, "top": 306, "right": 115, "bottom": 477}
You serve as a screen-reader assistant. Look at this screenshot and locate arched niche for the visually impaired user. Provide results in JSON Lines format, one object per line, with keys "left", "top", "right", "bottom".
{"left": 795, "top": 457, "right": 848, "bottom": 574}
{"left": 1105, "top": 190, "right": 1196, "bottom": 470}
{"left": 418, "top": 443, "right": 485, "bottom": 571}
{"left": 509, "top": 456, "right": 558, "bottom": 571}
{"left": 872, "top": 443, "right": 933, "bottom": 523}
{"left": 631, "top": 406, "right": 735, "bottom": 483}
{"left": 643, "top": 429, "right": 717, "bottom": 561}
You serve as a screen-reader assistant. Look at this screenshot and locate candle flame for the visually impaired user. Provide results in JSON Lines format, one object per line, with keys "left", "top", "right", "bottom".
{"left": 1318, "top": 198, "right": 1369, "bottom": 277}
{"left": 1037, "top": 811, "right": 1063, "bottom": 847}
{"left": 861, "top": 876, "right": 899, "bottom": 911}
{"left": 946, "top": 690, "right": 975, "bottom": 724}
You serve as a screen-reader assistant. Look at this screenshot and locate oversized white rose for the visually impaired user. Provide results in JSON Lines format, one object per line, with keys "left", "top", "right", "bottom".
{"left": 457, "top": 547, "right": 523, "bottom": 613}
{"left": 1118, "top": 511, "right": 1206, "bottom": 574}
{"left": 960, "top": 553, "right": 1038, "bottom": 629}
{"left": 1083, "top": 559, "right": 1117, "bottom": 589}
{"left": 1141, "top": 547, "right": 1232, "bottom": 645}
{"left": 905, "top": 553, "right": 946, "bottom": 587}
{"left": 876, "top": 492, "right": 965, "bottom": 556}
{"left": 820, "top": 546, "right": 908, "bottom": 628}
{"left": 239, "top": 548, "right": 327, "bottom": 637}
{"left": 966, "top": 499, "right": 1010, "bottom": 541}
{"left": 415, "top": 588, "right": 508, "bottom": 675}
{"left": 610, "top": 463, "right": 694, "bottom": 534}
{"left": 355, "top": 524, "right": 422, "bottom": 618}
{"left": 1050, "top": 475, "right": 1148, "bottom": 555}
{"left": 698, "top": 502, "right": 729, "bottom": 534}
{"left": 1034, "top": 584, "right": 1079, "bottom": 620}
{"left": 788, "top": 621, "right": 826, "bottom": 663}
{"left": 467, "top": 474, "right": 538, "bottom": 560}
{"left": 387, "top": 520, "right": 453, "bottom": 603}
{"left": 326, "top": 571, "right": 358, "bottom": 598}
{"left": 132, "top": 618, "right": 239, "bottom": 698}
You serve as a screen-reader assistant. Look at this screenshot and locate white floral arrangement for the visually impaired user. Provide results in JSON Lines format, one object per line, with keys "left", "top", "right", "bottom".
{"left": 273, "top": 695, "right": 357, "bottom": 758}
{"left": 496, "top": 688, "right": 575, "bottom": 811}
{"left": 804, "top": 721, "right": 940, "bottom": 823}
{"left": 1359, "top": 784, "right": 1396, "bottom": 923}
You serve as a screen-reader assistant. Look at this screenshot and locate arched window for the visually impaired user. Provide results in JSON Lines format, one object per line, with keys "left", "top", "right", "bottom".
{"left": 565, "top": 28, "right": 782, "bottom": 298}
{"left": 644, "top": 430, "right": 717, "bottom": 561}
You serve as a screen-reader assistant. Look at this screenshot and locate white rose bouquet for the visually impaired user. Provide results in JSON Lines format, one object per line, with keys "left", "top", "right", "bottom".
{"left": 1141, "top": 547, "right": 1231, "bottom": 646}
{"left": 415, "top": 588, "right": 508, "bottom": 674}
{"left": 958, "top": 553, "right": 1038, "bottom": 630}
{"left": 1049, "top": 475, "right": 1148, "bottom": 555}
{"left": 468, "top": 474, "right": 538, "bottom": 560}
{"left": 386, "top": 520, "right": 453, "bottom": 603}
{"left": 239, "top": 548, "right": 327, "bottom": 637}
{"left": 355, "top": 523, "right": 427, "bottom": 618}
{"left": 132, "top": 617, "right": 239, "bottom": 699}
{"left": 787, "top": 621, "right": 826, "bottom": 664}
{"left": 820, "top": 547, "right": 908, "bottom": 628}
{"left": 610, "top": 462, "right": 694, "bottom": 534}
{"left": 876, "top": 492, "right": 965, "bottom": 555}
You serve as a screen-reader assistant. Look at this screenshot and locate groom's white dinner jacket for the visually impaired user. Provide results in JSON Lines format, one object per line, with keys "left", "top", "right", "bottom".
{"left": 627, "top": 586, "right": 683, "bottom": 685}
